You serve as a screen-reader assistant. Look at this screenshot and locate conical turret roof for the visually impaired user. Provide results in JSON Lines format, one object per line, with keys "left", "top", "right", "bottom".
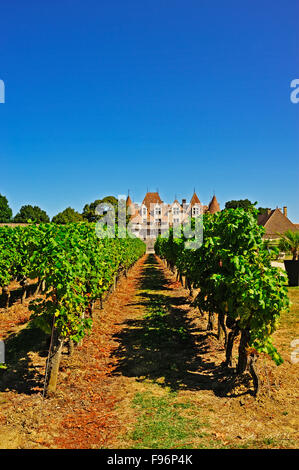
{"left": 126, "top": 194, "right": 133, "bottom": 206}
{"left": 208, "top": 195, "right": 220, "bottom": 214}
{"left": 190, "top": 192, "right": 200, "bottom": 206}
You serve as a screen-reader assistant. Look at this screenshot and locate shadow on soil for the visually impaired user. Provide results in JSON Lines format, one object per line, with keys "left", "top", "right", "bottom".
{"left": 0, "top": 323, "right": 50, "bottom": 395}
{"left": 0, "top": 281, "right": 39, "bottom": 308}
{"left": 112, "top": 254, "right": 243, "bottom": 397}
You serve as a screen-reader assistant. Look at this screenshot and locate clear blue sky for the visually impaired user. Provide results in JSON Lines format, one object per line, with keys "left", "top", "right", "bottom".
{"left": 0, "top": 0, "right": 298, "bottom": 220}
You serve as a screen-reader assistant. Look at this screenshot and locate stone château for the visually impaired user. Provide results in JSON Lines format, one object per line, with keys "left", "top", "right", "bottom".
{"left": 126, "top": 190, "right": 220, "bottom": 240}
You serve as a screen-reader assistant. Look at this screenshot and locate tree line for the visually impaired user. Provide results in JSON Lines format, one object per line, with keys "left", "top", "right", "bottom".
{"left": 0, "top": 194, "right": 123, "bottom": 224}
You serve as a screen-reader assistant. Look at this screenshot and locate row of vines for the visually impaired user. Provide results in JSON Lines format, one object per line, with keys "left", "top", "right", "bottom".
{"left": 0, "top": 223, "right": 145, "bottom": 396}
{"left": 154, "top": 208, "right": 290, "bottom": 395}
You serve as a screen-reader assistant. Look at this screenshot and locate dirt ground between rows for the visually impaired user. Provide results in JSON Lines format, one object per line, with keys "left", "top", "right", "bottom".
{"left": 0, "top": 254, "right": 298, "bottom": 449}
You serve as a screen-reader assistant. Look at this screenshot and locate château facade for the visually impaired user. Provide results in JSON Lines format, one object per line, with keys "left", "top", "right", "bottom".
{"left": 126, "top": 191, "right": 220, "bottom": 240}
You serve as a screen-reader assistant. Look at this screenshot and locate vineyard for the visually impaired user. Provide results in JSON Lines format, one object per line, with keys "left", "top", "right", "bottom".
{"left": 155, "top": 208, "right": 290, "bottom": 396}
{"left": 0, "top": 223, "right": 146, "bottom": 396}
{"left": 0, "top": 213, "right": 298, "bottom": 449}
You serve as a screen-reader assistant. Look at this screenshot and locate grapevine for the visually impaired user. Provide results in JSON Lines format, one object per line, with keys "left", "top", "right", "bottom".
{"left": 155, "top": 209, "right": 290, "bottom": 395}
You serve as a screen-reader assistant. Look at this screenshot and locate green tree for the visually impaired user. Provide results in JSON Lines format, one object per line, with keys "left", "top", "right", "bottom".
{"left": 0, "top": 194, "right": 12, "bottom": 223}
{"left": 82, "top": 199, "right": 102, "bottom": 222}
{"left": 225, "top": 199, "right": 257, "bottom": 211}
{"left": 14, "top": 205, "right": 50, "bottom": 223}
{"left": 257, "top": 207, "right": 271, "bottom": 215}
{"left": 52, "top": 207, "right": 83, "bottom": 224}
{"left": 278, "top": 230, "right": 299, "bottom": 260}
{"left": 82, "top": 196, "right": 119, "bottom": 223}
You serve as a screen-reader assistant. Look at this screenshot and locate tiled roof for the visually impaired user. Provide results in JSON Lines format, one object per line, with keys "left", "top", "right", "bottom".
{"left": 142, "top": 192, "right": 163, "bottom": 211}
{"left": 172, "top": 199, "right": 181, "bottom": 206}
{"left": 208, "top": 195, "right": 220, "bottom": 214}
{"left": 190, "top": 192, "right": 200, "bottom": 206}
{"left": 130, "top": 213, "right": 142, "bottom": 223}
{"left": 257, "top": 208, "right": 298, "bottom": 238}
{"left": 257, "top": 211, "right": 272, "bottom": 226}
